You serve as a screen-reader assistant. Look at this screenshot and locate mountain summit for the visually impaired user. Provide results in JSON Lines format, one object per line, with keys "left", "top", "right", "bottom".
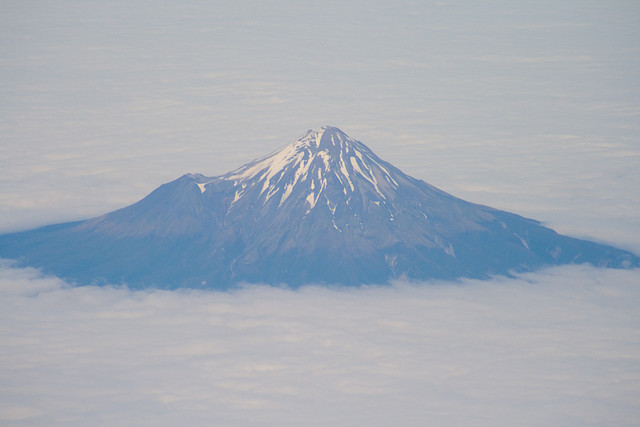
{"left": 1, "top": 127, "right": 637, "bottom": 288}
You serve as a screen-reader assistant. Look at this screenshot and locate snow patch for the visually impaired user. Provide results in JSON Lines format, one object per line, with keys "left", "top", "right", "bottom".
{"left": 350, "top": 156, "right": 385, "bottom": 199}
{"left": 370, "top": 158, "right": 398, "bottom": 187}
{"left": 231, "top": 190, "right": 244, "bottom": 206}
{"left": 195, "top": 179, "right": 216, "bottom": 194}
{"left": 317, "top": 151, "right": 331, "bottom": 170}
{"left": 444, "top": 243, "right": 456, "bottom": 258}
{"left": 516, "top": 234, "right": 530, "bottom": 249}
{"left": 305, "top": 192, "right": 318, "bottom": 213}
{"left": 259, "top": 179, "right": 271, "bottom": 196}
{"left": 339, "top": 158, "right": 355, "bottom": 191}
{"left": 279, "top": 182, "right": 295, "bottom": 207}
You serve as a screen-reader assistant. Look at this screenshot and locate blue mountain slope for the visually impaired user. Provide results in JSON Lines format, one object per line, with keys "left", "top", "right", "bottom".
{"left": 1, "top": 127, "right": 637, "bottom": 288}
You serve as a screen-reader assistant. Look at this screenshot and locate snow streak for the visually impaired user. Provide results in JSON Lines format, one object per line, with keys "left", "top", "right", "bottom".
{"left": 218, "top": 127, "right": 402, "bottom": 214}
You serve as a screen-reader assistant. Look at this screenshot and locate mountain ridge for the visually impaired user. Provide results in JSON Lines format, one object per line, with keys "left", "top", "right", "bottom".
{"left": 0, "top": 126, "right": 637, "bottom": 288}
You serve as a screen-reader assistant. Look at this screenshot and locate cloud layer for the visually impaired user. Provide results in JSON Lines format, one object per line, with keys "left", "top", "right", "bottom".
{"left": 2, "top": 263, "right": 639, "bottom": 426}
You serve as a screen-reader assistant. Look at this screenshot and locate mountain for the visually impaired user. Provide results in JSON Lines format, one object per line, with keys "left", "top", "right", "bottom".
{"left": 0, "top": 126, "right": 637, "bottom": 288}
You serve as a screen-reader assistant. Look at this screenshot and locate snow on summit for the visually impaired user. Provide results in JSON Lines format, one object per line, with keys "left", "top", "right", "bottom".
{"left": 220, "top": 126, "right": 403, "bottom": 210}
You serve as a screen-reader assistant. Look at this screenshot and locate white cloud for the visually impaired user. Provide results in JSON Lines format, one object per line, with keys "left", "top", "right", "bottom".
{"left": 1, "top": 264, "right": 639, "bottom": 426}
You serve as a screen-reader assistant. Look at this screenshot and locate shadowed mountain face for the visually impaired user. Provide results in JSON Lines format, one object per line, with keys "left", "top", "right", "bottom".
{"left": 1, "top": 126, "right": 637, "bottom": 289}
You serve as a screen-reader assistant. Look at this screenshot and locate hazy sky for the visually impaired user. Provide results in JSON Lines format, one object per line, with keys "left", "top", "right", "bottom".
{"left": 1, "top": 1, "right": 639, "bottom": 425}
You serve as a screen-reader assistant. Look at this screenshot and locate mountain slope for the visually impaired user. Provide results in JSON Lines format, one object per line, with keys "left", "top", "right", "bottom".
{"left": 1, "top": 126, "right": 637, "bottom": 288}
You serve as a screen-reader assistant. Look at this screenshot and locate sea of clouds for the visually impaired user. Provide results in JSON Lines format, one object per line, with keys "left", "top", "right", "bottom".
{"left": 1, "top": 1, "right": 639, "bottom": 425}
{"left": 1, "top": 263, "right": 639, "bottom": 426}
